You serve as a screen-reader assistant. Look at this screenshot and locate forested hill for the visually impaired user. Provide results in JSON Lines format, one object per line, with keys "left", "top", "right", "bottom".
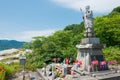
{"left": 25, "top": 6, "right": 120, "bottom": 70}
{"left": 0, "top": 40, "right": 25, "bottom": 50}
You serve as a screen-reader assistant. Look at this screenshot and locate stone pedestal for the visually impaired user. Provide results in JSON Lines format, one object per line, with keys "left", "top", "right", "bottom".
{"left": 76, "top": 38, "right": 107, "bottom": 72}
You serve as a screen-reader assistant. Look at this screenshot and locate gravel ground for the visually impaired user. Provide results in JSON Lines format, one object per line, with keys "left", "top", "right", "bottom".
{"left": 6, "top": 71, "right": 31, "bottom": 80}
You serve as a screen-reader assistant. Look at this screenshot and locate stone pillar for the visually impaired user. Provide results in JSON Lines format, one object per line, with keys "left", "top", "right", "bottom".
{"left": 62, "top": 65, "right": 67, "bottom": 76}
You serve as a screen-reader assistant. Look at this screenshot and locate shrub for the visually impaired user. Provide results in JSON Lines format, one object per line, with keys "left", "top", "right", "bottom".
{"left": 0, "top": 66, "right": 6, "bottom": 80}
{"left": 103, "top": 46, "right": 120, "bottom": 64}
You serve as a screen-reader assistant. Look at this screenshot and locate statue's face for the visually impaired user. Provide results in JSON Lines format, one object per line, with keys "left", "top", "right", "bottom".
{"left": 86, "top": 11, "right": 91, "bottom": 17}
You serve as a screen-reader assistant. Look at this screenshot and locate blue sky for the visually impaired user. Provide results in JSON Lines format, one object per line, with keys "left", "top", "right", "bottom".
{"left": 0, "top": 0, "right": 119, "bottom": 41}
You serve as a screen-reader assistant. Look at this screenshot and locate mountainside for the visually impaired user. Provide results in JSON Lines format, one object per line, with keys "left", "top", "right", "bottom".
{"left": 0, "top": 40, "right": 25, "bottom": 50}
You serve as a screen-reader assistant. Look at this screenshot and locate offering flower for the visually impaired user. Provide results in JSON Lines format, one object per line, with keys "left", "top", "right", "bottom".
{"left": 75, "top": 60, "right": 82, "bottom": 68}
{"left": 100, "top": 61, "right": 106, "bottom": 66}
{"left": 79, "top": 60, "right": 82, "bottom": 65}
{"left": 112, "top": 60, "right": 117, "bottom": 65}
{"left": 91, "top": 60, "right": 98, "bottom": 71}
{"left": 91, "top": 60, "right": 98, "bottom": 65}
{"left": 107, "top": 61, "right": 112, "bottom": 65}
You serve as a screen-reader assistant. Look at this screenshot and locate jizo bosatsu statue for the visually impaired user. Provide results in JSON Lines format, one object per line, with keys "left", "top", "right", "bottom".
{"left": 83, "top": 6, "right": 94, "bottom": 37}
{"left": 75, "top": 6, "right": 108, "bottom": 72}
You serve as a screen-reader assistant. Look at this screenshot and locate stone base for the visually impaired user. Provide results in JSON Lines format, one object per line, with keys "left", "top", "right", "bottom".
{"left": 81, "top": 38, "right": 100, "bottom": 44}
{"left": 76, "top": 44, "right": 104, "bottom": 49}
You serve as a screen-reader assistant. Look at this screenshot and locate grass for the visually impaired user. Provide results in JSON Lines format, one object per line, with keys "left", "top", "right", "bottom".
{"left": 0, "top": 62, "right": 23, "bottom": 79}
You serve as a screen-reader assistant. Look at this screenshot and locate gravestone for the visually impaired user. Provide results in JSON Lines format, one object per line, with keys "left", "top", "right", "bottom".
{"left": 76, "top": 5, "right": 107, "bottom": 72}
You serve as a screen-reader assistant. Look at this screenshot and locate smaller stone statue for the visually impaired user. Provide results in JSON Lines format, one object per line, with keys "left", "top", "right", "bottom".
{"left": 83, "top": 6, "right": 94, "bottom": 37}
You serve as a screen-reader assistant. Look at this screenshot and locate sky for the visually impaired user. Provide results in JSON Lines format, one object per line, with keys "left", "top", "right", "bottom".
{"left": 0, "top": 0, "right": 120, "bottom": 42}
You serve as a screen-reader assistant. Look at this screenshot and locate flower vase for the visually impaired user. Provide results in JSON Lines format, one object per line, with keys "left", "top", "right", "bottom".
{"left": 96, "top": 65, "right": 98, "bottom": 71}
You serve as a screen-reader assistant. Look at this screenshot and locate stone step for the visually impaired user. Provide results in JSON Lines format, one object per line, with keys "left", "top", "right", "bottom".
{"left": 29, "top": 72, "right": 42, "bottom": 80}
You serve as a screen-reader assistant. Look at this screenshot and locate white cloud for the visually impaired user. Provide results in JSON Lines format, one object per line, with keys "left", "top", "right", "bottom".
{"left": 51, "top": 0, "right": 120, "bottom": 13}
{"left": 0, "top": 30, "right": 57, "bottom": 42}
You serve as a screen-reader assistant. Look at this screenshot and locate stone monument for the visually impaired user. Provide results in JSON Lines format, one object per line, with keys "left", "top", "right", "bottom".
{"left": 76, "top": 5, "right": 107, "bottom": 72}
{"left": 71, "top": 5, "right": 120, "bottom": 80}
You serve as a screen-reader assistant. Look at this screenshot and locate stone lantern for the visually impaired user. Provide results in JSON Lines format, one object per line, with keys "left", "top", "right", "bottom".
{"left": 20, "top": 55, "right": 26, "bottom": 80}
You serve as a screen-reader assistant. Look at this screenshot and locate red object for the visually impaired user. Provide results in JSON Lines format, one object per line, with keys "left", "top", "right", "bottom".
{"left": 75, "top": 60, "right": 82, "bottom": 65}
{"left": 79, "top": 61, "right": 82, "bottom": 65}
{"left": 75, "top": 60, "right": 78, "bottom": 63}
{"left": 100, "top": 61, "right": 106, "bottom": 65}
{"left": 91, "top": 60, "right": 98, "bottom": 65}
{"left": 66, "top": 58, "right": 69, "bottom": 64}
{"left": 112, "top": 60, "right": 117, "bottom": 65}
{"left": 71, "top": 70, "right": 74, "bottom": 75}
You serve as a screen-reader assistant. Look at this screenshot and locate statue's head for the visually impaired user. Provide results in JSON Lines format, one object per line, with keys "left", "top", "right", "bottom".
{"left": 85, "top": 5, "right": 90, "bottom": 11}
